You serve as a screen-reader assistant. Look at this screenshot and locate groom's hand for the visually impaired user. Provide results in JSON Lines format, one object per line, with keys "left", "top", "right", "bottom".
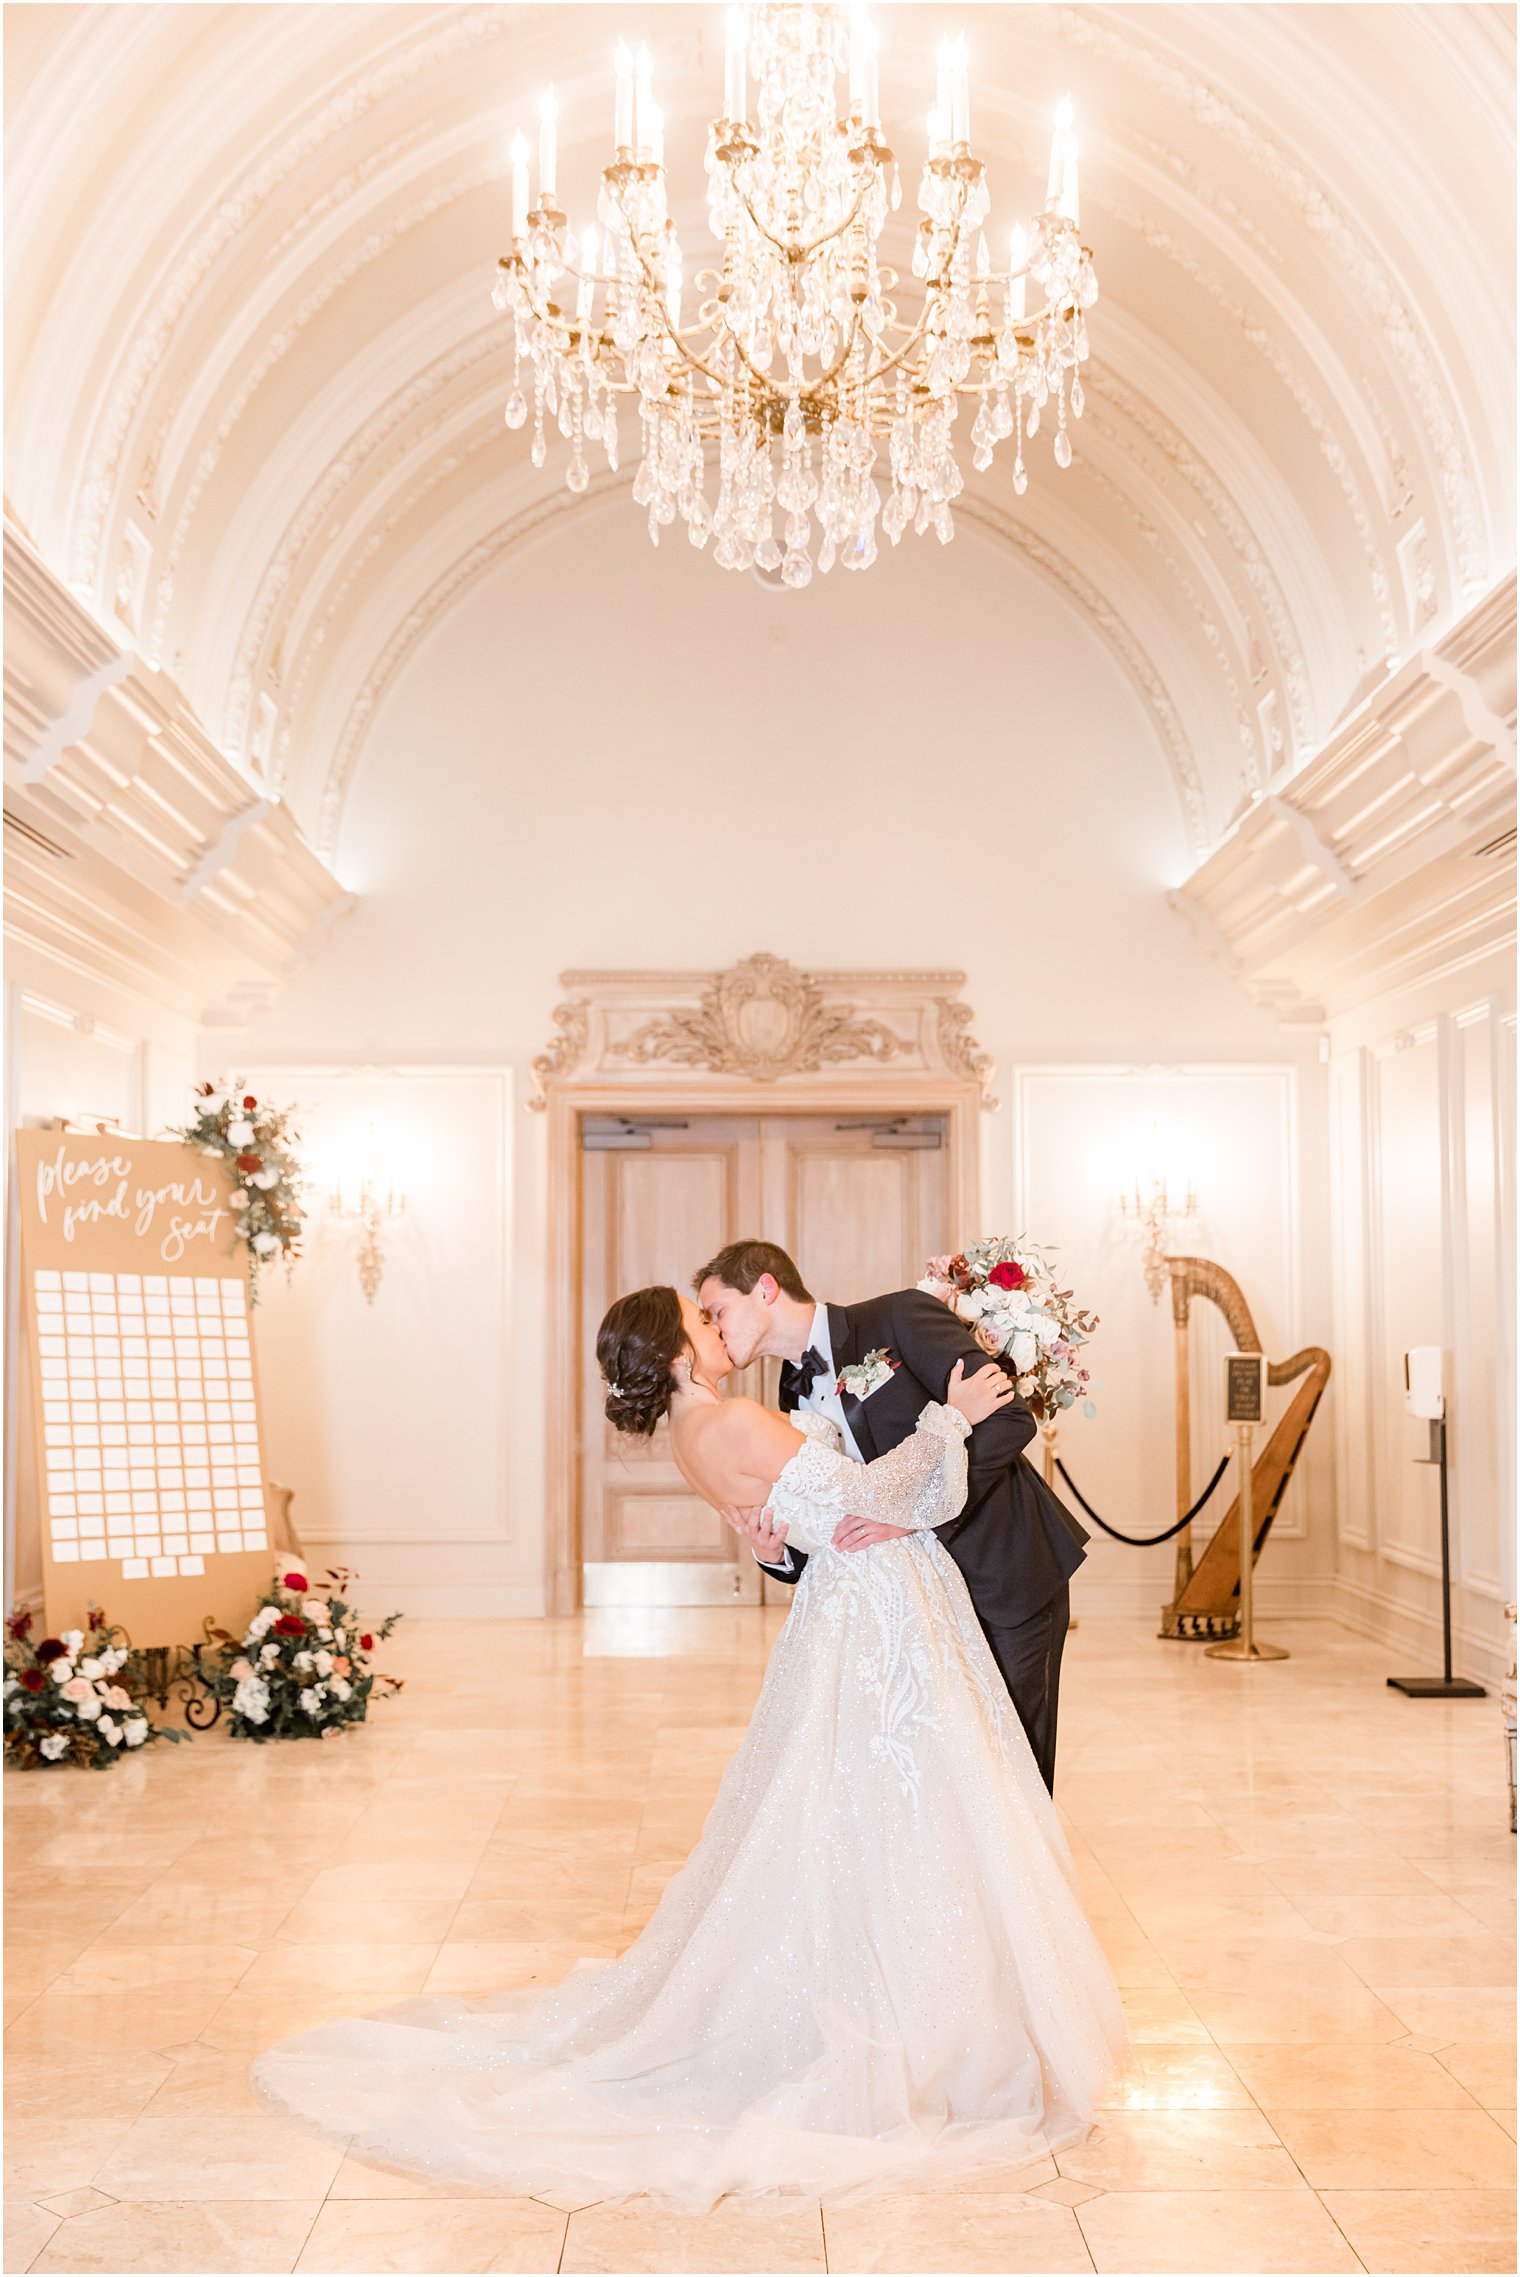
{"left": 717, "top": 1502, "right": 791, "bottom": 1564}
{"left": 832, "top": 1516, "right": 913, "bottom": 1552}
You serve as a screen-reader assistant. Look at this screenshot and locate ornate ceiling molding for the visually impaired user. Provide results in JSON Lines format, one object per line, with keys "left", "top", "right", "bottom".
{"left": 1171, "top": 575, "right": 1516, "bottom": 1022}
{"left": 528, "top": 954, "right": 997, "bottom": 1109}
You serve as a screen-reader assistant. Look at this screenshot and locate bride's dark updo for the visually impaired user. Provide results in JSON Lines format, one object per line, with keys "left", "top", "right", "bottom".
{"left": 596, "top": 1284, "right": 688, "bottom": 1437}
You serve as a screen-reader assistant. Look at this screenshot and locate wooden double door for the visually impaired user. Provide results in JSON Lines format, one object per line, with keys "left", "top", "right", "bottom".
{"left": 579, "top": 1113, "right": 950, "bottom": 1602}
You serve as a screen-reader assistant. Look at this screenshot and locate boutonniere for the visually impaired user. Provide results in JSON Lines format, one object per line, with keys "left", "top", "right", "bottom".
{"left": 837, "top": 1347, "right": 899, "bottom": 1401}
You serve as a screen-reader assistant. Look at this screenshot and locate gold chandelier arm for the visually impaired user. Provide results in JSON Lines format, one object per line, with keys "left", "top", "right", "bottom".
{"left": 723, "top": 153, "right": 874, "bottom": 265}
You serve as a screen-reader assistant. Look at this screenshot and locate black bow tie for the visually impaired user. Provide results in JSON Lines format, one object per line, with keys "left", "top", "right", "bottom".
{"left": 780, "top": 1346, "right": 830, "bottom": 1407}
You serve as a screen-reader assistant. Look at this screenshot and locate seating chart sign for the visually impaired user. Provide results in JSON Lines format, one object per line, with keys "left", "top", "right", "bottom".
{"left": 15, "top": 1131, "right": 274, "bottom": 1644}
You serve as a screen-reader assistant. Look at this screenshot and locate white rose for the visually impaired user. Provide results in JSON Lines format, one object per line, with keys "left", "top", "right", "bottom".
{"left": 75, "top": 1693, "right": 102, "bottom": 1721}
{"left": 259, "top": 1642, "right": 279, "bottom": 1669}
{"left": 203, "top": 1090, "right": 228, "bottom": 1116}
{"left": 329, "top": 1677, "right": 352, "bottom": 1703}
{"left": 226, "top": 1120, "right": 255, "bottom": 1148}
{"left": 233, "top": 1676, "right": 270, "bottom": 1724}
{"left": 1031, "top": 1313, "right": 1061, "bottom": 1349}
{"left": 233, "top": 1188, "right": 253, "bottom": 1212}
{"left": 98, "top": 1717, "right": 121, "bottom": 1745}
{"left": 293, "top": 1651, "right": 314, "bottom": 1673}
{"left": 62, "top": 1629, "right": 84, "bottom": 1654}
{"left": 313, "top": 1651, "right": 333, "bottom": 1677}
{"left": 3, "top": 1678, "right": 18, "bottom": 1698}
{"left": 247, "top": 1606, "right": 277, "bottom": 1641}
{"left": 1009, "top": 1330, "right": 1038, "bottom": 1373}
{"left": 79, "top": 1657, "right": 102, "bottom": 1680}
{"left": 124, "top": 1718, "right": 148, "bottom": 1747}
{"left": 298, "top": 1687, "right": 321, "bottom": 1715}
{"left": 302, "top": 1600, "right": 330, "bottom": 1624}
{"left": 39, "top": 1733, "right": 68, "bottom": 1760}
{"left": 50, "top": 1661, "right": 75, "bottom": 1686}
{"left": 252, "top": 1169, "right": 279, "bottom": 1190}
{"left": 251, "top": 1231, "right": 280, "bottom": 1255}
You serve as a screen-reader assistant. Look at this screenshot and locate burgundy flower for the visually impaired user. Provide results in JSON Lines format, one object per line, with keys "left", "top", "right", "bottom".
{"left": 35, "top": 1638, "right": 67, "bottom": 1664}
{"left": 20, "top": 1668, "right": 45, "bottom": 1693}
{"left": 283, "top": 1572, "right": 308, "bottom": 1593}
{"left": 236, "top": 1153, "right": 262, "bottom": 1174}
{"left": 988, "top": 1260, "right": 1026, "bottom": 1292}
{"left": 359, "top": 1634, "right": 374, "bottom": 1652}
{"left": 7, "top": 1609, "right": 32, "bottom": 1639}
{"left": 273, "top": 1613, "right": 306, "bottom": 1638}
{"left": 243, "top": 1095, "right": 258, "bottom": 1110}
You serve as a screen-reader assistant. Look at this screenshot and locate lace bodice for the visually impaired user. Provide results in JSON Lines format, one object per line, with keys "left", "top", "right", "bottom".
{"left": 765, "top": 1404, "right": 971, "bottom": 1555}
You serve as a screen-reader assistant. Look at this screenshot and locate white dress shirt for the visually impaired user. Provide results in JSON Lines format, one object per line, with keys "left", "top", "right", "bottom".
{"left": 795, "top": 1302, "right": 866, "bottom": 1463}
{"left": 757, "top": 1304, "right": 866, "bottom": 1576}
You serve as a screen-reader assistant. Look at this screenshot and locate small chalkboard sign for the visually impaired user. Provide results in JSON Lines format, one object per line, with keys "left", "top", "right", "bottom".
{"left": 1225, "top": 1351, "right": 1266, "bottom": 1425}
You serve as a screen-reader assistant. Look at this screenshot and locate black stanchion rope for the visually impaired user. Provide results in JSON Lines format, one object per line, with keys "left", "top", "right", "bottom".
{"left": 1053, "top": 1450, "right": 1233, "bottom": 1547}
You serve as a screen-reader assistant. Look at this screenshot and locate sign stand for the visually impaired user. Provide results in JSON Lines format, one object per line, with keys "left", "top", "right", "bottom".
{"left": 1388, "top": 1415, "right": 1486, "bottom": 1700}
{"left": 1207, "top": 1351, "right": 1289, "bottom": 1664}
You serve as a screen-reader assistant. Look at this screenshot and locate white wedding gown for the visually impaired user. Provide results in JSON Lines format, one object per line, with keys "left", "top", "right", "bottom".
{"left": 252, "top": 1406, "right": 1127, "bottom": 2209}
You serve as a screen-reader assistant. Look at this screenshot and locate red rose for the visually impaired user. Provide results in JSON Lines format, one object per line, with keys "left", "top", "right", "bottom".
{"left": 988, "top": 1260, "right": 1026, "bottom": 1292}
{"left": 35, "top": 1638, "right": 67, "bottom": 1663}
{"left": 236, "top": 1153, "right": 261, "bottom": 1174}
{"left": 243, "top": 1095, "right": 258, "bottom": 1109}
{"left": 283, "top": 1572, "right": 308, "bottom": 1592}
{"left": 20, "top": 1667, "right": 45, "bottom": 1692}
{"left": 359, "top": 1634, "right": 374, "bottom": 1651}
{"left": 7, "top": 1609, "right": 32, "bottom": 1638}
{"left": 273, "top": 1613, "right": 306, "bottom": 1637}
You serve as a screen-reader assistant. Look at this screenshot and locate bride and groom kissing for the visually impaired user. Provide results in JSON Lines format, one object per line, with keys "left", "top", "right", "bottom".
{"left": 254, "top": 1228, "right": 1123, "bottom": 2207}
{"left": 691, "top": 1237, "right": 1089, "bottom": 1793}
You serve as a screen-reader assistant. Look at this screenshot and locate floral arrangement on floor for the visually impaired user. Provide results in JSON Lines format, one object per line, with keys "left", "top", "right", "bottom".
{"left": 3, "top": 1605, "right": 186, "bottom": 1768}
{"left": 167, "top": 1079, "right": 306, "bottom": 1300}
{"left": 920, "top": 1237, "right": 1097, "bottom": 1419}
{"left": 205, "top": 1567, "right": 403, "bottom": 1741}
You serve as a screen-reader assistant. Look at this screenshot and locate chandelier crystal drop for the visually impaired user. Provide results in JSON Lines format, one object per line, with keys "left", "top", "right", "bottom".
{"left": 492, "top": 3, "right": 1097, "bottom": 581}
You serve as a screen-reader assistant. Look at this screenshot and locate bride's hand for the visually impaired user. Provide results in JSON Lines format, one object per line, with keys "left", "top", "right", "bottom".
{"left": 946, "top": 1356, "right": 1018, "bottom": 1426}
{"left": 716, "top": 1502, "right": 790, "bottom": 1563}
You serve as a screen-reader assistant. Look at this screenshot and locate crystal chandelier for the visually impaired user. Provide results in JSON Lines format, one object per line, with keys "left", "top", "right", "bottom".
{"left": 493, "top": 3, "right": 1096, "bottom": 583}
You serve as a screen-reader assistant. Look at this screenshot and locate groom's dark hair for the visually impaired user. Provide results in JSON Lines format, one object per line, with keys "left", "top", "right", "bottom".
{"left": 694, "top": 1240, "right": 813, "bottom": 1304}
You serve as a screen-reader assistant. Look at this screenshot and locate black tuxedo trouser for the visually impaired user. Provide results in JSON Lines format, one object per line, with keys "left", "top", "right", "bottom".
{"left": 973, "top": 1582, "right": 1069, "bottom": 1796}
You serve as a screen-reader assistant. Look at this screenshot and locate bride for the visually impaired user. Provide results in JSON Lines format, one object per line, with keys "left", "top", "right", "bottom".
{"left": 252, "top": 1286, "right": 1127, "bottom": 2210}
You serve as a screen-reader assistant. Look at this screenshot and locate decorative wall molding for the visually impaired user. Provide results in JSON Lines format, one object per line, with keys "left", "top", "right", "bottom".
{"left": 3, "top": 518, "right": 353, "bottom": 1027}
{"left": 1172, "top": 576, "right": 1516, "bottom": 1022}
{"left": 529, "top": 954, "right": 996, "bottom": 1110}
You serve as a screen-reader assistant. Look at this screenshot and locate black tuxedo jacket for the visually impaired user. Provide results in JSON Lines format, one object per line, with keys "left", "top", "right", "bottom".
{"left": 763, "top": 1288, "right": 1088, "bottom": 1629}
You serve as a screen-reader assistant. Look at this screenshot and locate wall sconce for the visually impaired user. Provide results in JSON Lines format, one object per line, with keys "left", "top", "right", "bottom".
{"left": 326, "top": 1128, "right": 407, "bottom": 1304}
{"left": 1118, "top": 1121, "right": 1199, "bottom": 1304}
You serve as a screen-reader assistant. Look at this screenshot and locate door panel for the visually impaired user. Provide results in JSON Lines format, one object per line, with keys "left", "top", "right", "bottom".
{"left": 762, "top": 1117, "right": 949, "bottom": 1303}
{"left": 580, "top": 1121, "right": 761, "bottom": 1580}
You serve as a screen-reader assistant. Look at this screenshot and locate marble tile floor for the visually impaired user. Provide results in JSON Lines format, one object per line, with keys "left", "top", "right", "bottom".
{"left": 4, "top": 1613, "right": 1514, "bottom": 2276}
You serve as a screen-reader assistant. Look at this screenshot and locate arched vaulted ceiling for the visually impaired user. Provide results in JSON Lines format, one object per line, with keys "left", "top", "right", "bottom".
{"left": 6, "top": 2, "right": 1514, "bottom": 865}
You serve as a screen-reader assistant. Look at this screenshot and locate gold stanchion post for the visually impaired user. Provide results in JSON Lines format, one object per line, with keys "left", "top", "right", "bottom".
{"left": 1207, "top": 1354, "right": 1288, "bottom": 1664}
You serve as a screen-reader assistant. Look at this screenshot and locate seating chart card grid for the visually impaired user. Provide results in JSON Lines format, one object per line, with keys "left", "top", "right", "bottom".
{"left": 16, "top": 1131, "right": 278, "bottom": 1643}
{"left": 35, "top": 1269, "right": 265, "bottom": 1581}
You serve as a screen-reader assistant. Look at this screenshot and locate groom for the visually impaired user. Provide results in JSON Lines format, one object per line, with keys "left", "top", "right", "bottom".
{"left": 695, "top": 1240, "right": 1089, "bottom": 1794}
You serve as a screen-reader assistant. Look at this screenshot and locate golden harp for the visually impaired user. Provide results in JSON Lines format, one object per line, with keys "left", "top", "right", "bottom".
{"left": 1161, "top": 1256, "right": 1331, "bottom": 1641}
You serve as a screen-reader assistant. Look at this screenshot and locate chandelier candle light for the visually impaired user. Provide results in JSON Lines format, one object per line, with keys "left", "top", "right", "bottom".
{"left": 493, "top": 3, "right": 1096, "bottom": 581}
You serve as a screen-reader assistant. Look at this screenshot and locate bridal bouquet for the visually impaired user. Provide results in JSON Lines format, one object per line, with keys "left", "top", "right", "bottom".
{"left": 920, "top": 1237, "right": 1097, "bottom": 1419}
{"left": 167, "top": 1079, "right": 306, "bottom": 1301}
{"left": 3, "top": 1605, "right": 185, "bottom": 1769}
{"left": 206, "top": 1567, "right": 402, "bottom": 1742}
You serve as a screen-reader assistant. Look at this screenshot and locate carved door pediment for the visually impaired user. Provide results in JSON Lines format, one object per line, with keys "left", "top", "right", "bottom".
{"left": 530, "top": 952, "right": 995, "bottom": 1108}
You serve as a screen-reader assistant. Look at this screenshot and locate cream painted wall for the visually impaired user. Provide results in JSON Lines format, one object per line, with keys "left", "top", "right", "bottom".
{"left": 228, "top": 510, "right": 1328, "bottom": 1616}
{"left": 1327, "top": 950, "right": 1515, "bottom": 1685}
{"left": 1012, "top": 1063, "right": 1333, "bottom": 1623}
